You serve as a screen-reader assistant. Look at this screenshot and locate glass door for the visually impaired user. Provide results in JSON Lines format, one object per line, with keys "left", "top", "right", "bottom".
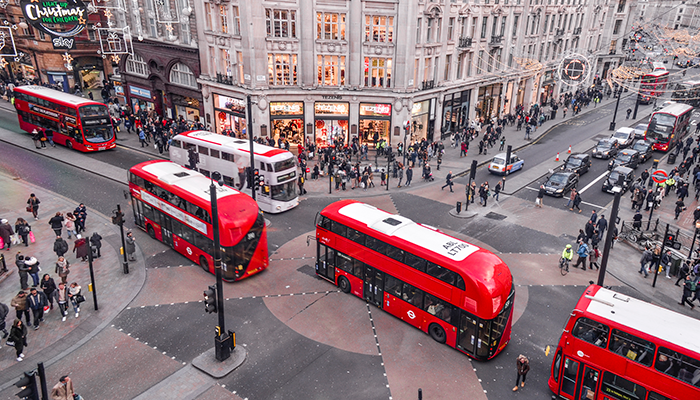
{"left": 363, "top": 266, "right": 384, "bottom": 308}
{"left": 161, "top": 217, "right": 174, "bottom": 248}
{"left": 457, "top": 312, "right": 478, "bottom": 355}
{"left": 560, "top": 357, "right": 581, "bottom": 399}
{"left": 579, "top": 366, "right": 599, "bottom": 400}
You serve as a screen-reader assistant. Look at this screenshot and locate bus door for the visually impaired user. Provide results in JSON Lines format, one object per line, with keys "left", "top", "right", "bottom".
{"left": 160, "top": 216, "right": 174, "bottom": 248}
{"left": 559, "top": 357, "right": 582, "bottom": 400}
{"left": 316, "top": 244, "right": 336, "bottom": 282}
{"left": 363, "top": 266, "right": 384, "bottom": 308}
{"left": 579, "top": 366, "right": 600, "bottom": 400}
{"left": 132, "top": 199, "right": 145, "bottom": 228}
{"left": 457, "top": 313, "right": 478, "bottom": 355}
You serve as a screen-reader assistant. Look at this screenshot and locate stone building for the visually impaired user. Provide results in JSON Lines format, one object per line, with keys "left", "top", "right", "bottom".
{"left": 120, "top": 0, "right": 633, "bottom": 149}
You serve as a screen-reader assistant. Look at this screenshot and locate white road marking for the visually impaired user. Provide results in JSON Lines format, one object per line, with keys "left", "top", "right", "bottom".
{"left": 579, "top": 171, "right": 609, "bottom": 193}
{"left": 523, "top": 186, "right": 606, "bottom": 209}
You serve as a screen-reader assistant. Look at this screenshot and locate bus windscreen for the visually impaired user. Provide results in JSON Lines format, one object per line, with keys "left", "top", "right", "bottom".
{"left": 647, "top": 114, "right": 675, "bottom": 141}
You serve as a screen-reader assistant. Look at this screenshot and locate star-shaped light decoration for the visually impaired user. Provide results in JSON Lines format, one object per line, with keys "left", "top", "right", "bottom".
{"left": 0, "top": 58, "right": 7, "bottom": 69}
{"left": 165, "top": 24, "right": 174, "bottom": 34}
{"left": 78, "top": 16, "right": 86, "bottom": 25}
{"left": 111, "top": 54, "right": 120, "bottom": 63}
{"left": 104, "top": 9, "right": 112, "bottom": 19}
{"left": 62, "top": 52, "right": 74, "bottom": 64}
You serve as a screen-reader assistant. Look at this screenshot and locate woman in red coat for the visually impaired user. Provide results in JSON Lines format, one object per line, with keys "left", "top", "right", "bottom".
{"left": 73, "top": 235, "right": 88, "bottom": 262}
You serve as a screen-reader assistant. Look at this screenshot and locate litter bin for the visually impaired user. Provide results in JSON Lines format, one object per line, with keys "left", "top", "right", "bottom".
{"left": 668, "top": 250, "right": 684, "bottom": 277}
{"left": 668, "top": 152, "right": 677, "bottom": 164}
{"left": 456, "top": 202, "right": 462, "bottom": 214}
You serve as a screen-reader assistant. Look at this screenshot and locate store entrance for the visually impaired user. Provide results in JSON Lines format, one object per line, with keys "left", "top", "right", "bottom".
{"left": 359, "top": 119, "right": 390, "bottom": 146}
{"left": 271, "top": 118, "right": 304, "bottom": 147}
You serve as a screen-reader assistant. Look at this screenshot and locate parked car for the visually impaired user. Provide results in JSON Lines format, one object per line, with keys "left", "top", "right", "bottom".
{"left": 488, "top": 153, "right": 524, "bottom": 175}
{"left": 602, "top": 166, "right": 635, "bottom": 194}
{"left": 608, "top": 149, "right": 641, "bottom": 170}
{"left": 543, "top": 171, "right": 579, "bottom": 197}
{"left": 631, "top": 140, "right": 654, "bottom": 163}
{"left": 564, "top": 153, "right": 592, "bottom": 175}
{"left": 632, "top": 123, "right": 647, "bottom": 139}
{"left": 610, "top": 127, "right": 635, "bottom": 148}
{"left": 592, "top": 138, "right": 620, "bottom": 159}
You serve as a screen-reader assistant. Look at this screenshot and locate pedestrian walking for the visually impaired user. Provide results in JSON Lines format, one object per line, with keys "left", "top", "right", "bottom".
{"left": 566, "top": 189, "right": 577, "bottom": 208}
{"left": 8, "top": 318, "right": 27, "bottom": 362}
{"left": 10, "top": 291, "right": 30, "bottom": 327}
{"left": 639, "top": 246, "right": 653, "bottom": 278}
{"left": 0, "top": 218, "right": 12, "bottom": 251}
{"left": 16, "top": 253, "right": 29, "bottom": 290}
{"left": 26, "top": 193, "right": 40, "bottom": 219}
{"left": 674, "top": 199, "right": 686, "bottom": 220}
{"left": 0, "top": 301, "right": 9, "bottom": 339}
{"left": 14, "top": 218, "right": 31, "bottom": 247}
{"left": 494, "top": 181, "right": 502, "bottom": 201}
{"left": 55, "top": 256, "right": 70, "bottom": 285}
{"left": 89, "top": 232, "right": 103, "bottom": 258}
{"left": 590, "top": 246, "right": 601, "bottom": 270}
{"left": 74, "top": 203, "right": 87, "bottom": 233}
{"left": 45, "top": 128, "right": 56, "bottom": 147}
{"left": 51, "top": 375, "right": 78, "bottom": 400}
{"left": 512, "top": 354, "right": 530, "bottom": 392}
{"left": 64, "top": 212, "right": 77, "bottom": 239}
{"left": 676, "top": 261, "right": 691, "bottom": 286}
{"left": 596, "top": 215, "right": 607, "bottom": 241}
{"left": 31, "top": 129, "right": 42, "bottom": 149}
{"left": 40, "top": 274, "right": 57, "bottom": 311}
{"left": 68, "top": 282, "right": 82, "bottom": 318}
{"left": 56, "top": 282, "right": 69, "bottom": 321}
{"left": 626, "top": 108, "right": 632, "bottom": 119}
{"left": 397, "top": 164, "right": 404, "bottom": 188}
{"left": 54, "top": 236, "right": 69, "bottom": 258}
{"left": 73, "top": 235, "right": 88, "bottom": 262}
{"left": 24, "top": 257, "right": 40, "bottom": 287}
{"left": 126, "top": 231, "right": 137, "bottom": 261}
{"left": 48, "top": 212, "right": 64, "bottom": 237}
{"left": 442, "top": 171, "right": 454, "bottom": 192}
{"left": 405, "top": 166, "right": 413, "bottom": 187}
{"left": 27, "top": 287, "right": 47, "bottom": 330}
{"left": 572, "top": 239, "right": 589, "bottom": 270}
{"left": 536, "top": 185, "right": 545, "bottom": 207}
{"left": 678, "top": 275, "right": 696, "bottom": 309}
{"left": 661, "top": 250, "right": 673, "bottom": 279}
{"left": 571, "top": 191, "right": 583, "bottom": 213}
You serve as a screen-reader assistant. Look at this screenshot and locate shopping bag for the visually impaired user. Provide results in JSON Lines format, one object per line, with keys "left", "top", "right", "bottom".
{"left": 0, "top": 237, "right": 3, "bottom": 249}
{"left": 29, "top": 231, "right": 35, "bottom": 243}
{"left": 11, "top": 233, "right": 20, "bottom": 245}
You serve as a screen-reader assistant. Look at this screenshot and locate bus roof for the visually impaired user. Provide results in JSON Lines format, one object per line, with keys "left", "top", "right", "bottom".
{"left": 645, "top": 70, "right": 670, "bottom": 78}
{"left": 322, "top": 200, "right": 512, "bottom": 303}
{"left": 174, "top": 131, "right": 292, "bottom": 159}
{"left": 15, "top": 85, "right": 104, "bottom": 108}
{"left": 130, "top": 160, "right": 260, "bottom": 236}
{"left": 581, "top": 286, "right": 700, "bottom": 356}
{"left": 654, "top": 102, "right": 694, "bottom": 117}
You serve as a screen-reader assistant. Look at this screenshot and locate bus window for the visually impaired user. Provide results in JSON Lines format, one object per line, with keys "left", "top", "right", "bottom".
{"left": 404, "top": 253, "right": 426, "bottom": 272}
{"left": 580, "top": 367, "right": 599, "bottom": 400}
{"left": 601, "top": 371, "right": 646, "bottom": 400}
{"left": 572, "top": 317, "right": 609, "bottom": 348}
{"left": 426, "top": 262, "right": 456, "bottom": 285}
{"left": 561, "top": 358, "right": 580, "bottom": 396}
{"left": 330, "top": 221, "right": 347, "bottom": 237}
{"left": 655, "top": 347, "right": 700, "bottom": 385}
{"left": 423, "top": 293, "right": 453, "bottom": 324}
{"left": 648, "top": 392, "right": 673, "bottom": 400}
{"left": 210, "top": 149, "right": 220, "bottom": 158}
{"left": 552, "top": 350, "right": 561, "bottom": 383}
{"left": 346, "top": 228, "right": 365, "bottom": 245}
{"left": 609, "top": 329, "right": 655, "bottom": 366}
{"left": 385, "top": 274, "right": 402, "bottom": 297}
{"left": 365, "top": 236, "right": 386, "bottom": 255}
{"left": 198, "top": 146, "right": 209, "bottom": 156}
{"left": 385, "top": 245, "right": 404, "bottom": 262}
{"left": 402, "top": 283, "right": 424, "bottom": 309}
{"left": 352, "top": 259, "right": 363, "bottom": 278}
{"left": 170, "top": 140, "right": 181, "bottom": 148}
{"left": 337, "top": 252, "right": 353, "bottom": 273}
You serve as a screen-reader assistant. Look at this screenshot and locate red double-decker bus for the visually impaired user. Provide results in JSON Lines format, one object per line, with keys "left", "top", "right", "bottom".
{"left": 639, "top": 70, "right": 670, "bottom": 104}
{"left": 128, "top": 160, "right": 269, "bottom": 281}
{"left": 315, "top": 200, "right": 514, "bottom": 360}
{"left": 549, "top": 285, "right": 700, "bottom": 400}
{"left": 13, "top": 85, "right": 116, "bottom": 152}
{"left": 645, "top": 102, "right": 693, "bottom": 152}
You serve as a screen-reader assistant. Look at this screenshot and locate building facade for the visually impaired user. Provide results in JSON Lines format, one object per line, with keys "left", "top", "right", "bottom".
{"left": 115, "top": 0, "right": 203, "bottom": 121}
{"left": 194, "top": 0, "right": 633, "bottom": 150}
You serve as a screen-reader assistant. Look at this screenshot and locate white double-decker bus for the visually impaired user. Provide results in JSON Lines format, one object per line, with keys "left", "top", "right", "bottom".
{"left": 169, "top": 130, "right": 299, "bottom": 213}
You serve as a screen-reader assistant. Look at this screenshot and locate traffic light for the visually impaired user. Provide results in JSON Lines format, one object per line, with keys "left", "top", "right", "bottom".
{"left": 204, "top": 285, "right": 217, "bottom": 313}
{"left": 111, "top": 209, "right": 124, "bottom": 225}
{"left": 187, "top": 147, "right": 199, "bottom": 170}
{"left": 15, "top": 370, "right": 38, "bottom": 400}
{"left": 665, "top": 233, "right": 676, "bottom": 247}
{"left": 253, "top": 169, "right": 261, "bottom": 190}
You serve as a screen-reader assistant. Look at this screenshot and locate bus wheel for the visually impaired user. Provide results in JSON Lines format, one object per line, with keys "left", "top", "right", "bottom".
{"left": 428, "top": 323, "right": 447, "bottom": 344}
{"left": 338, "top": 276, "right": 351, "bottom": 293}
{"left": 66, "top": 140, "right": 73, "bottom": 150}
{"left": 199, "top": 256, "right": 209, "bottom": 272}
{"left": 147, "top": 225, "right": 155, "bottom": 239}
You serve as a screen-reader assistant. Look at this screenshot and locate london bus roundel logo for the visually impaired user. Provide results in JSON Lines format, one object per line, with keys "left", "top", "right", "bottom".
{"left": 186, "top": 247, "right": 193, "bottom": 255}
{"left": 407, "top": 310, "right": 416, "bottom": 319}
{"left": 557, "top": 53, "right": 591, "bottom": 87}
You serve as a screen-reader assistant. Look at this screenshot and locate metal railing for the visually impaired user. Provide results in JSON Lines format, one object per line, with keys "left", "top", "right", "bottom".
{"left": 489, "top": 35, "right": 503, "bottom": 45}
{"left": 458, "top": 37, "right": 473, "bottom": 48}
{"left": 421, "top": 80, "right": 435, "bottom": 90}
{"left": 216, "top": 73, "right": 234, "bottom": 86}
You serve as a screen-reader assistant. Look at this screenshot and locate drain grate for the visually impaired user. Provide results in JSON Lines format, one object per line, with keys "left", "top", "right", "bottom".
{"left": 297, "top": 264, "right": 317, "bottom": 278}
{"left": 484, "top": 212, "right": 507, "bottom": 220}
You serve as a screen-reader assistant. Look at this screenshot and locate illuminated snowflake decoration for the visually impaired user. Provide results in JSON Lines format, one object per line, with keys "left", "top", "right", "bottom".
{"left": 557, "top": 53, "right": 592, "bottom": 87}
{"left": 62, "top": 52, "right": 74, "bottom": 64}
{"left": 111, "top": 54, "right": 120, "bottom": 63}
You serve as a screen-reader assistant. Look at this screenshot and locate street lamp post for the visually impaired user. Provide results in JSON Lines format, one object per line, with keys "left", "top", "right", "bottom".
{"left": 247, "top": 95, "right": 256, "bottom": 201}
{"left": 598, "top": 185, "right": 623, "bottom": 286}
{"left": 609, "top": 88, "right": 622, "bottom": 131}
{"left": 652, "top": 224, "right": 671, "bottom": 288}
{"left": 210, "top": 171, "right": 234, "bottom": 362}
{"left": 402, "top": 121, "right": 410, "bottom": 166}
{"left": 688, "top": 221, "right": 700, "bottom": 259}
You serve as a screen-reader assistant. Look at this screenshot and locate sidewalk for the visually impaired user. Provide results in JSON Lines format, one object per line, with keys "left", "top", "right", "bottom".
{"left": 0, "top": 172, "right": 146, "bottom": 390}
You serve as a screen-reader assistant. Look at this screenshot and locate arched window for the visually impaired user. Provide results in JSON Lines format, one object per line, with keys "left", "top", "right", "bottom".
{"left": 169, "top": 62, "right": 198, "bottom": 88}
{"left": 125, "top": 53, "right": 148, "bottom": 77}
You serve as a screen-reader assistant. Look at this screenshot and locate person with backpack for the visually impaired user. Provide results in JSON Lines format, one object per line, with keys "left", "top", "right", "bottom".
{"left": 679, "top": 275, "right": 696, "bottom": 309}
{"left": 0, "top": 301, "right": 9, "bottom": 339}
{"left": 589, "top": 246, "right": 601, "bottom": 270}
{"left": 639, "top": 247, "right": 653, "bottom": 278}
{"left": 53, "top": 236, "right": 69, "bottom": 258}
{"left": 572, "top": 239, "right": 589, "bottom": 270}
{"left": 89, "top": 232, "right": 102, "bottom": 258}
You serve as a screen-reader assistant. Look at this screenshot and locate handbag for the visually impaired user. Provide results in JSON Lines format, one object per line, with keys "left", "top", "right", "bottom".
{"left": 29, "top": 231, "right": 35, "bottom": 243}
{"left": 73, "top": 394, "right": 84, "bottom": 400}
{"left": 75, "top": 294, "right": 86, "bottom": 304}
{"left": 11, "top": 233, "right": 20, "bottom": 245}
{"left": 0, "top": 237, "right": 3, "bottom": 249}
{"left": 26, "top": 206, "right": 32, "bottom": 212}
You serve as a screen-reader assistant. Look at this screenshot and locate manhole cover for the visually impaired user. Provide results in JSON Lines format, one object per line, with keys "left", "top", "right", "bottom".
{"left": 484, "top": 212, "right": 507, "bottom": 220}
{"left": 297, "top": 264, "right": 316, "bottom": 278}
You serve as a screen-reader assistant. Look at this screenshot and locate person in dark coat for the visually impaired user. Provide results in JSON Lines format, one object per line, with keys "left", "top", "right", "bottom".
{"left": 73, "top": 235, "right": 88, "bottom": 262}
{"left": 676, "top": 261, "right": 691, "bottom": 286}
{"left": 48, "top": 212, "right": 64, "bottom": 237}
{"left": 0, "top": 219, "right": 12, "bottom": 251}
{"left": 8, "top": 318, "right": 28, "bottom": 361}
{"left": 27, "top": 287, "right": 47, "bottom": 330}
{"left": 513, "top": 354, "right": 530, "bottom": 391}
{"left": 89, "top": 232, "right": 102, "bottom": 258}
{"left": 14, "top": 218, "right": 30, "bottom": 247}
{"left": 125, "top": 231, "right": 136, "bottom": 261}
{"left": 405, "top": 166, "right": 413, "bottom": 187}
{"left": 53, "top": 236, "right": 69, "bottom": 258}
{"left": 40, "top": 274, "right": 57, "bottom": 311}
{"left": 0, "top": 301, "right": 9, "bottom": 338}
{"left": 24, "top": 257, "right": 40, "bottom": 287}
{"left": 26, "top": 193, "right": 40, "bottom": 219}
{"left": 73, "top": 204, "right": 87, "bottom": 233}
{"left": 678, "top": 275, "right": 696, "bottom": 309}
{"left": 596, "top": 215, "right": 608, "bottom": 241}
{"left": 16, "top": 253, "right": 29, "bottom": 290}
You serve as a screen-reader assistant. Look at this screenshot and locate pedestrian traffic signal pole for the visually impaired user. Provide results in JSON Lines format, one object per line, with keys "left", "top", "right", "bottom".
{"left": 609, "top": 88, "right": 622, "bottom": 131}
{"left": 114, "top": 204, "right": 129, "bottom": 274}
{"left": 598, "top": 185, "right": 622, "bottom": 287}
{"left": 247, "top": 95, "right": 256, "bottom": 202}
{"left": 37, "top": 362, "right": 48, "bottom": 400}
{"left": 652, "top": 224, "right": 670, "bottom": 289}
{"left": 464, "top": 160, "right": 477, "bottom": 212}
{"left": 87, "top": 243, "right": 98, "bottom": 311}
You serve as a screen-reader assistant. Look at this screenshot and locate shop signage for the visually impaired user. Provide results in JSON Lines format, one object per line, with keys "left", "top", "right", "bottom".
{"left": 314, "top": 102, "right": 348, "bottom": 116}
{"left": 129, "top": 85, "right": 151, "bottom": 99}
{"left": 114, "top": 84, "right": 124, "bottom": 96}
{"left": 21, "top": 0, "right": 87, "bottom": 49}
{"left": 322, "top": 95, "right": 342, "bottom": 100}
{"left": 411, "top": 100, "right": 430, "bottom": 115}
{"left": 215, "top": 94, "right": 245, "bottom": 114}
{"left": 359, "top": 103, "right": 391, "bottom": 117}
{"left": 270, "top": 102, "right": 304, "bottom": 116}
